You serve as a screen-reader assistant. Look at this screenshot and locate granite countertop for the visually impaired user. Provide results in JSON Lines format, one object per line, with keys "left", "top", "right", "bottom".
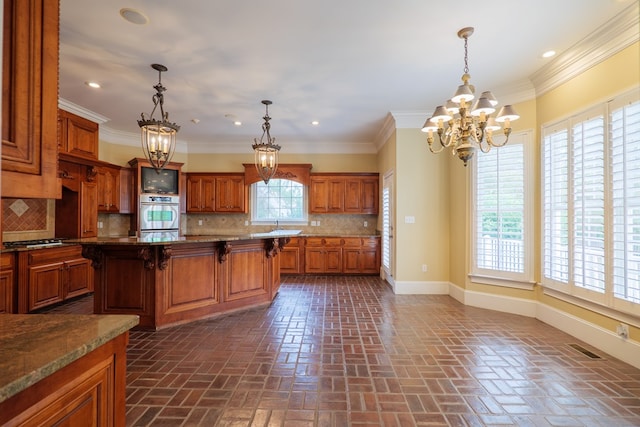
{"left": 73, "top": 230, "right": 304, "bottom": 246}
{"left": 0, "top": 314, "right": 139, "bottom": 403}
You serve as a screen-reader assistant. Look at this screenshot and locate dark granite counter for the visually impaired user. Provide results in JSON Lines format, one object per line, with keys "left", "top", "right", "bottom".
{"left": 0, "top": 314, "right": 139, "bottom": 403}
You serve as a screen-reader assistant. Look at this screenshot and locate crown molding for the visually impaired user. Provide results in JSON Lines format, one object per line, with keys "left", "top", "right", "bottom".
{"left": 374, "top": 113, "right": 397, "bottom": 151}
{"left": 58, "top": 98, "right": 110, "bottom": 124}
{"left": 530, "top": 2, "right": 639, "bottom": 97}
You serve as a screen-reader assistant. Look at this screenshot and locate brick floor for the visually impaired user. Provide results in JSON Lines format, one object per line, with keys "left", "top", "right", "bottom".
{"left": 43, "top": 275, "right": 640, "bottom": 426}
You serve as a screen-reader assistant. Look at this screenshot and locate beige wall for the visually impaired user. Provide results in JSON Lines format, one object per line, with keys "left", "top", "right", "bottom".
{"left": 393, "top": 128, "right": 450, "bottom": 284}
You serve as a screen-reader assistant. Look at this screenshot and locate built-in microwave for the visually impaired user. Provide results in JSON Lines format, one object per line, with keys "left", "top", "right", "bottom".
{"left": 139, "top": 194, "right": 180, "bottom": 231}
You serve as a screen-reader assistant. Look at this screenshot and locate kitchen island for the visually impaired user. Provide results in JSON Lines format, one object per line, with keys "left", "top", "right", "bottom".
{"left": 77, "top": 231, "right": 299, "bottom": 329}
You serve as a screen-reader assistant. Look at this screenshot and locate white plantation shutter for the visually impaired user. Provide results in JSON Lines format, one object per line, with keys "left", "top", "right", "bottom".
{"left": 382, "top": 185, "right": 391, "bottom": 271}
{"left": 572, "top": 113, "right": 605, "bottom": 294}
{"left": 541, "top": 89, "right": 640, "bottom": 316}
{"left": 611, "top": 97, "right": 640, "bottom": 304}
{"left": 543, "top": 127, "right": 569, "bottom": 283}
{"left": 475, "top": 143, "right": 524, "bottom": 273}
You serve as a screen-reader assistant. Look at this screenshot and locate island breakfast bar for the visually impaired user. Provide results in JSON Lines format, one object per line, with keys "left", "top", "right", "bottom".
{"left": 78, "top": 232, "right": 299, "bottom": 329}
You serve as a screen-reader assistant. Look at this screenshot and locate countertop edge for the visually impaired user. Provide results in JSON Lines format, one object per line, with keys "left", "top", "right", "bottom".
{"left": 0, "top": 314, "right": 139, "bottom": 403}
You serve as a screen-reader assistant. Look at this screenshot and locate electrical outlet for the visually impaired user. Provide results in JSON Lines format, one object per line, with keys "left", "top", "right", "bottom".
{"left": 198, "top": 220, "right": 203, "bottom": 226}
{"left": 317, "top": 221, "right": 321, "bottom": 227}
{"left": 421, "top": 264, "right": 427, "bottom": 272}
{"left": 98, "top": 221, "right": 103, "bottom": 229}
{"left": 245, "top": 220, "right": 249, "bottom": 226}
{"left": 311, "top": 221, "right": 317, "bottom": 226}
{"left": 617, "top": 323, "right": 629, "bottom": 339}
{"left": 364, "top": 221, "right": 368, "bottom": 227}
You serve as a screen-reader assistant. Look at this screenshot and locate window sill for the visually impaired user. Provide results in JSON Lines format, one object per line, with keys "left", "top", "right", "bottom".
{"left": 469, "top": 273, "right": 536, "bottom": 291}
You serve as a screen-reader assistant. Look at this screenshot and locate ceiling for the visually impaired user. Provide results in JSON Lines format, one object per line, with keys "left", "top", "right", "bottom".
{"left": 59, "top": 0, "right": 636, "bottom": 154}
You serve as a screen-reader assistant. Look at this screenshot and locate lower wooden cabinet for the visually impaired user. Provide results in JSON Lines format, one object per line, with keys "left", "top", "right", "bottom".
{"left": 279, "top": 237, "right": 303, "bottom": 274}
{"left": 0, "top": 252, "right": 16, "bottom": 313}
{"left": 286, "top": 236, "right": 380, "bottom": 275}
{"left": 18, "top": 245, "right": 93, "bottom": 313}
{"left": 342, "top": 237, "right": 380, "bottom": 274}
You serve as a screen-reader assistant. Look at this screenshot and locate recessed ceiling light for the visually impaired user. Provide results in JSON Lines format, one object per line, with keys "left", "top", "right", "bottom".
{"left": 85, "top": 81, "right": 101, "bottom": 89}
{"left": 120, "top": 8, "right": 149, "bottom": 25}
{"left": 311, "top": 121, "right": 319, "bottom": 126}
{"left": 542, "top": 50, "right": 556, "bottom": 58}
{"left": 191, "top": 118, "right": 200, "bottom": 124}
{"left": 234, "top": 121, "right": 242, "bottom": 126}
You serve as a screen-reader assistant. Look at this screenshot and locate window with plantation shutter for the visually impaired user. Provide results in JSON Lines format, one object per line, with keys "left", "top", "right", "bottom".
{"left": 572, "top": 114, "right": 605, "bottom": 294}
{"left": 543, "top": 128, "right": 569, "bottom": 283}
{"left": 611, "top": 96, "right": 640, "bottom": 306}
{"left": 541, "top": 89, "right": 640, "bottom": 316}
{"left": 471, "top": 132, "right": 532, "bottom": 285}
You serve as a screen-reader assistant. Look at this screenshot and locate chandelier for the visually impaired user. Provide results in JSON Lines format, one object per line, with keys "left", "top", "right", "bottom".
{"left": 138, "top": 64, "right": 180, "bottom": 172}
{"left": 252, "top": 100, "right": 281, "bottom": 184}
{"left": 421, "top": 27, "right": 520, "bottom": 166}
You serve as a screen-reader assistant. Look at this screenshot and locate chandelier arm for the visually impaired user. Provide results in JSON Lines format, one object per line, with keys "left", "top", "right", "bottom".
{"left": 488, "top": 128, "right": 512, "bottom": 148}
{"left": 427, "top": 137, "right": 447, "bottom": 154}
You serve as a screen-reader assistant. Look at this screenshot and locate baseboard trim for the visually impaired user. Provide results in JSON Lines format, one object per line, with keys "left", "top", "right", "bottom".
{"left": 449, "top": 283, "right": 538, "bottom": 317}
{"left": 536, "top": 303, "right": 640, "bottom": 369}
{"left": 393, "top": 281, "right": 449, "bottom": 295}
{"left": 444, "top": 282, "right": 640, "bottom": 370}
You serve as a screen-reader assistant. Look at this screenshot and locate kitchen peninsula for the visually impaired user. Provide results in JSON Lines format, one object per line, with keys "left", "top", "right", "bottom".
{"left": 77, "top": 231, "right": 300, "bottom": 329}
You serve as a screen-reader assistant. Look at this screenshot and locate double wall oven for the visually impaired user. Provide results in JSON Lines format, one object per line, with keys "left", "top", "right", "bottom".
{"left": 139, "top": 194, "right": 180, "bottom": 240}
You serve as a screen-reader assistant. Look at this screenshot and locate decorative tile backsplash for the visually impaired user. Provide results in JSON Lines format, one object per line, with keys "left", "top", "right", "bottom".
{"left": 2, "top": 198, "right": 55, "bottom": 241}
{"left": 98, "top": 213, "right": 379, "bottom": 237}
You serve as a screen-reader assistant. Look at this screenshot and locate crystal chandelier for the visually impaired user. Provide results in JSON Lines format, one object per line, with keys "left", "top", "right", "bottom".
{"left": 138, "top": 64, "right": 180, "bottom": 172}
{"left": 421, "top": 27, "right": 520, "bottom": 166}
{"left": 252, "top": 100, "right": 281, "bottom": 184}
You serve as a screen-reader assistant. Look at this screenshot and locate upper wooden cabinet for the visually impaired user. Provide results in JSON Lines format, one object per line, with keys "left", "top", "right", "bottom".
{"left": 96, "top": 165, "right": 121, "bottom": 212}
{"left": 1, "top": 0, "right": 61, "bottom": 199}
{"left": 186, "top": 173, "right": 247, "bottom": 213}
{"left": 309, "top": 173, "right": 379, "bottom": 214}
{"left": 58, "top": 109, "right": 99, "bottom": 160}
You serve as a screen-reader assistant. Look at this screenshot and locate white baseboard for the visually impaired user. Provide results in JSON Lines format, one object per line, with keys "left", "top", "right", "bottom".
{"left": 449, "top": 283, "right": 538, "bottom": 317}
{"left": 537, "top": 303, "right": 640, "bottom": 369}
{"left": 446, "top": 283, "right": 640, "bottom": 370}
{"left": 393, "top": 280, "right": 449, "bottom": 295}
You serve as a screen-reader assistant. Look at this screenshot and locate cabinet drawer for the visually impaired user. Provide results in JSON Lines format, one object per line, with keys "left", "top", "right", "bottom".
{"left": 305, "top": 237, "right": 343, "bottom": 247}
{"left": 1, "top": 252, "right": 14, "bottom": 269}
{"left": 28, "top": 245, "right": 83, "bottom": 265}
{"left": 342, "top": 238, "right": 362, "bottom": 247}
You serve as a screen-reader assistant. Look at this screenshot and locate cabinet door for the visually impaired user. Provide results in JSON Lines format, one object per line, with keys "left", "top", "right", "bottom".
{"left": 342, "top": 248, "right": 361, "bottom": 274}
{"left": 215, "top": 176, "right": 246, "bottom": 212}
{"left": 309, "top": 177, "right": 329, "bottom": 213}
{"left": 304, "top": 247, "right": 326, "bottom": 273}
{"left": 119, "top": 168, "right": 134, "bottom": 214}
{"left": 361, "top": 177, "right": 379, "bottom": 214}
{"left": 327, "top": 179, "right": 345, "bottom": 212}
{"left": 97, "top": 166, "right": 120, "bottom": 212}
{"left": 81, "top": 181, "right": 98, "bottom": 238}
{"left": 65, "top": 258, "right": 93, "bottom": 299}
{"left": 28, "top": 262, "right": 64, "bottom": 312}
{"left": 0, "top": 253, "right": 15, "bottom": 314}
{"left": 1, "top": 0, "right": 60, "bottom": 199}
{"left": 325, "top": 248, "right": 343, "bottom": 273}
{"left": 59, "top": 109, "right": 99, "bottom": 160}
{"left": 187, "top": 177, "right": 216, "bottom": 212}
{"left": 344, "top": 178, "right": 362, "bottom": 212}
{"left": 280, "top": 238, "right": 302, "bottom": 274}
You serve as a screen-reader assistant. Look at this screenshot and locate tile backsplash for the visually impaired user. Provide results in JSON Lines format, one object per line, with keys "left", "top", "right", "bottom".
{"left": 98, "top": 213, "right": 378, "bottom": 237}
{"left": 2, "top": 198, "right": 55, "bottom": 241}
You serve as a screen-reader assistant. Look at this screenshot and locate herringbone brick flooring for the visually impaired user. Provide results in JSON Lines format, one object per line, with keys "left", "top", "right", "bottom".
{"left": 44, "top": 275, "right": 640, "bottom": 426}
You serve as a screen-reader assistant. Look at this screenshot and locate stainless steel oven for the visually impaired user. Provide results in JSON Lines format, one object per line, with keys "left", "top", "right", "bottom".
{"left": 139, "top": 194, "right": 180, "bottom": 232}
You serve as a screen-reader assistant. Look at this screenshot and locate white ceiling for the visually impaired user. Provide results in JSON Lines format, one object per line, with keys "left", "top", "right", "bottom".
{"left": 59, "top": 0, "right": 637, "bottom": 154}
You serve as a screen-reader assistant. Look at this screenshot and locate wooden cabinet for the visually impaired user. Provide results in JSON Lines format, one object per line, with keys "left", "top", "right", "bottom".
{"left": 18, "top": 245, "right": 93, "bottom": 313}
{"left": 280, "top": 237, "right": 303, "bottom": 274}
{"left": 187, "top": 173, "right": 247, "bottom": 213}
{"left": 309, "top": 174, "right": 379, "bottom": 214}
{"left": 0, "top": 253, "right": 15, "bottom": 313}
{"left": 119, "top": 167, "right": 134, "bottom": 214}
{"left": 97, "top": 165, "right": 121, "bottom": 212}
{"left": 58, "top": 109, "right": 99, "bottom": 160}
{"left": 1, "top": 0, "right": 61, "bottom": 199}
{"left": 304, "top": 238, "right": 343, "bottom": 274}
{"left": 215, "top": 175, "right": 247, "bottom": 212}
{"left": 342, "top": 237, "right": 381, "bottom": 274}
{"left": 187, "top": 175, "right": 216, "bottom": 212}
